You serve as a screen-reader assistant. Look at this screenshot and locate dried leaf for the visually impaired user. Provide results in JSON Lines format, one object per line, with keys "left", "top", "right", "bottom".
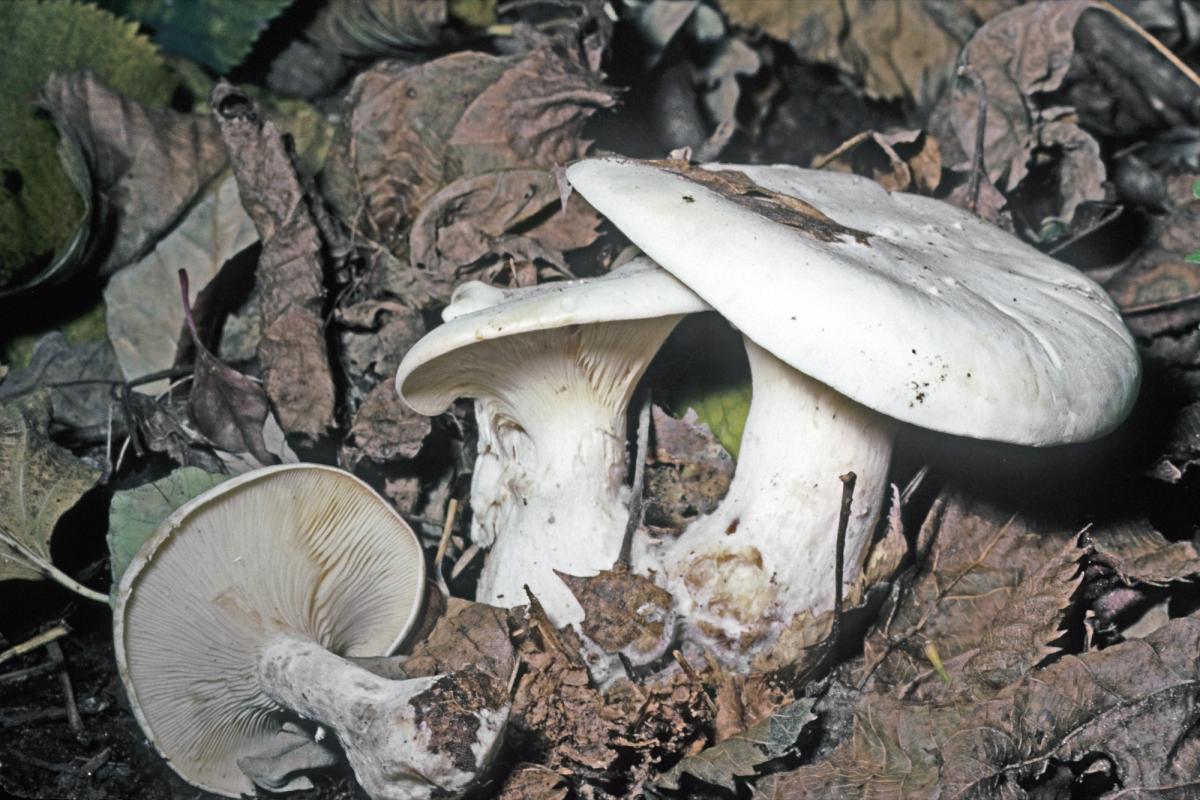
{"left": 236, "top": 723, "right": 338, "bottom": 794}
{"left": 723, "top": 0, "right": 1013, "bottom": 103}
{"left": 106, "top": 466, "right": 230, "bottom": 586}
{"left": 101, "top": 0, "right": 297, "bottom": 73}
{"left": 37, "top": 71, "right": 225, "bottom": 277}
{"left": 308, "top": 0, "right": 448, "bottom": 58}
{"left": 403, "top": 598, "right": 517, "bottom": 682}
{"left": 645, "top": 406, "right": 734, "bottom": 531}
{"left": 0, "top": 332, "right": 121, "bottom": 432}
{"left": 1106, "top": 196, "right": 1200, "bottom": 336}
{"left": 105, "top": 175, "right": 258, "bottom": 394}
{"left": 558, "top": 569, "right": 676, "bottom": 664}
{"left": 0, "top": 394, "right": 102, "bottom": 585}
{"left": 812, "top": 129, "right": 942, "bottom": 193}
{"left": 757, "top": 614, "right": 1200, "bottom": 799}
{"left": 0, "top": 1, "right": 176, "bottom": 287}
{"left": 180, "top": 271, "right": 274, "bottom": 466}
{"left": 343, "top": 383, "right": 431, "bottom": 469}
{"left": 212, "top": 83, "right": 336, "bottom": 443}
{"left": 657, "top": 697, "right": 817, "bottom": 791}
{"left": 713, "top": 672, "right": 794, "bottom": 744}
{"left": 496, "top": 764, "right": 568, "bottom": 800}
{"left": 1089, "top": 518, "right": 1200, "bottom": 585}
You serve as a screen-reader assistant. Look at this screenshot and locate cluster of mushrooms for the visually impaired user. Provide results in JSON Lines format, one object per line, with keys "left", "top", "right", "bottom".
{"left": 113, "top": 158, "right": 1141, "bottom": 799}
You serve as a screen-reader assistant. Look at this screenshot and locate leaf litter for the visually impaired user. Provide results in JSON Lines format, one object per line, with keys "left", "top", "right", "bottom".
{"left": 2, "top": 1, "right": 1200, "bottom": 799}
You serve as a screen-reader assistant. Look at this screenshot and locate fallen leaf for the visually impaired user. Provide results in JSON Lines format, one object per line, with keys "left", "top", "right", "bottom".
{"left": 37, "top": 71, "right": 225, "bottom": 278}
{"left": 1106, "top": 195, "right": 1200, "bottom": 336}
{"left": 656, "top": 697, "right": 817, "bottom": 791}
{"left": 236, "top": 722, "right": 339, "bottom": 794}
{"left": 812, "top": 129, "right": 942, "bottom": 193}
{"left": 179, "top": 270, "right": 274, "bottom": 466}
{"left": 757, "top": 614, "right": 1200, "bottom": 799}
{"left": 558, "top": 569, "right": 676, "bottom": 665}
{"left": 713, "top": 672, "right": 794, "bottom": 744}
{"left": 106, "top": 466, "right": 230, "bottom": 587}
{"left": 0, "top": 332, "right": 122, "bottom": 432}
{"left": 105, "top": 175, "right": 258, "bottom": 394}
{"left": 0, "top": 393, "right": 102, "bottom": 589}
{"left": 343, "top": 383, "right": 431, "bottom": 469}
{"left": 212, "top": 83, "right": 337, "bottom": 443}
{"left": 723, "top": 0, "right": 1013, "bottom": 104}
{"left": 1089, "top": 517, "right": 1200, "bottom": 585}
{"left": 496, "top": 764, "right": 568, "bottom": 800}
{"left": 403, "top": 598, "right": 517, "bottom": 682}
{"left": 307, "top": 0, "right": 448, "bottom": 58}
{"left": 101, "top": 0, "right": 296, "bottom": 73}
{"left": 644, "top": 406, "right": 734, "bottom": 531}
{"left": 0, "top": 1, "right": 176, "bottom": 289}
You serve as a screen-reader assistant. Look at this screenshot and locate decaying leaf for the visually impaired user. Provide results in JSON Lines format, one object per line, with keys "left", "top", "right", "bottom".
{"left": 657, "top": 697, "right": 817, "bottom": 791}
{"left": 307, "top": 0, "right": 448, "bottom": 58}
{"left": 723, "top": 0, "right": 1014, "bottom": 104}
{"left": 0, "top": 332, "right": 122, "bottom": 432}
{"left": 37, "top": 71, "right": 225, "bottom": 277}
{"left": 757, "top": 614, "right": 1200, "bottom": 799}
{"left": 212, "top": 83, "right": 336, "bottom": 443}
{"left": 105, "top": 175, "right": 258, "bottom": 393}
{"left": 0, "top": 393, "right": 102, "bottom": 591}
{"left": 0, "top": 1, "right": 176, "bottom": 288}
{"left": 1089, "top": 517, "right": 1200, "bottom": 585}
{"left": 106, "top": 465, "right": 229, "bottom": 586}
{"left": 236, "top": 722, "right": 339, "bottom": 794}
{"left": 559, "top": 568, "right": 676, "bottom": 665}
{"left": 496, "top": 764, "right": 568, "bottom": 800}
{"left": 942, "top": 0, "right": 1106, "bottom": 231}
{"left": 812, "top": 129, "right": 942, "bottom": 193}
{"left": 180, "top": 271, "right": 274, "bottom": 466}
{"left": 403, "top": 598, "right": 517, "bottom": 683}
{"left": 644, "top": 406, "right": 734, "bottom": 531}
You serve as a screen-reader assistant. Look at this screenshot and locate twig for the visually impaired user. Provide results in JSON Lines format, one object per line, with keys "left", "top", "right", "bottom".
{"left": 0, "top": 624, "right": 70, "bottom": 667}
{"left": 0, "top": 530, "right": 108, "bottom": 603}
{"left": 957, "top": 65, "right": 988, "bottom": 214}
{"left": 831, "top": 472, "right": 857, "bottom": 646}
{"left": 0, "top": 660, "right": 58, "bottom": 687}
{"left": 450, "top": 543, "right": 481, "bottom": 580}
{"left": 672, "top": 650, "right": 716, "bottom": 713}
{"left": 1121, "top": 291, "right": 1200, "bottom": 315}
{"left": 46, "top": 640, "right": 83, "bottom": 737}
{"left": 617, "top": 393, "right": 652, "bottom": 569}
{"left": 433, "top": 498, "right": 459, "bottom": 600}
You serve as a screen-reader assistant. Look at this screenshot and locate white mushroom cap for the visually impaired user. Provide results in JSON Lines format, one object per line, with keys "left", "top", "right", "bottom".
{"left": 113, "top": 464, "right": 426, "bottom": 798}
{"left": 393, "top": 259, "right": 709, "bottom": 625}
{"left": 396, "top": 258, "right": 710, "bottom": 414}
{"left": 566, "top": 159, "right": 1140, "bottom": 444}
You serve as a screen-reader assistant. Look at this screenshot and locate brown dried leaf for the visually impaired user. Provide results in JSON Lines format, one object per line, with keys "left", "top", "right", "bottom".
{"left": 404, "top": 598, "right": 517, "bottom": 683}
{"left": 558, "top": 569, "right": 675, "bottom": 664}
{"left": 1090, "top": 517, "right": 1200, "bottom": 585}
{"left": 342, "top": 383, "right": 431, "bottom": 469}
{"left": 180, "top": 271, "right": 274, "bottom": 467}
{"left": 723, "top": 0, "right": 1014, "bottom": 104}
{"left": 713, "top": 672, "right": 794, "bottom": 744}
{"left": 812, "top": 129, "right": 942, "bottom": 193}
{"left": 38, "top": 71, "right": 227, "bottom": 275}
{"left": 0, "top": 332, "right": 121, "bottom": 432}
{"left": 649, "top": 159, "right": 871, "bottom": 245}
{"left": 757, "top": 614, "right": 1200, "bottom": 799}
{"left": 858, "top": 489, "right": 1077, "bottom": 695}
{"left": 496, "top": 765, "right": 568, "bottom": 800}
{"left": 212, "top": 83, "right": 336, "bottom": 444}
{"left": 1106, "top": 197, "right": 1200, "bottom": 337}
{"left": 0, "top": 392, "right": 102, "bottom": 585}
{"left": 645, "top": 406, "right": 734, "bottom": 531}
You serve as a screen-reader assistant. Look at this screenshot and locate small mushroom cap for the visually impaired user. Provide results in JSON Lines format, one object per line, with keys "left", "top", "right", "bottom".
{"left": 567, "top": 159, "right": 1140, "bottom": 445}
{"left": 396, "top": 257, "right": 709, "bottom": 415}
{"left": 113, "top": 464, "right": 426, "bottom": 798}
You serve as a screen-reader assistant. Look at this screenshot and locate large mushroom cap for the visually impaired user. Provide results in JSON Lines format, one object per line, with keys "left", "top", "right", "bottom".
{"left": 567, "top": 159, "right": 1141, "bottom": 445}
{"left": 113, "top": 464, "right": 426, "bottom": 798}
{"left": 396, "top": 257, "right": 710, "bottom": 415}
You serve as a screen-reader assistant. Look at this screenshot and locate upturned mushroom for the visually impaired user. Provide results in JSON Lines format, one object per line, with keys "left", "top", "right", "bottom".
{"left": 567, "top": 158, "right": 1140, "bottom": 661}
{"left": 395, "top": 258, "right": 708, "bottom": 626}
{"left": 114, "top": 464, "right": 508, "bottom": 800}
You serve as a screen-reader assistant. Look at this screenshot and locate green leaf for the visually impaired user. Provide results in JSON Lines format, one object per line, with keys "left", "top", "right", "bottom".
{"left": 675, "top": 382, "right": 751, "bottom": 460}
{"left": 100, "top": 0, "right": 297, "bottom": 73}
{"left": 107, "top": 466, "right": 230, "bottom": 587}
{"left": 0, "top": 393, "right": 103, "bottom": 595}
{"left": 656, "top": 698, "right": 817, "bottom": 790}
{"left": 0, "top": 0, "right": 176, "bottom": 290}
{"left": 1192, "top": 178, "right": 1200, "bottom": 200}
{"left": 1186, "top": 250, "right": 1200, "bottom": 264}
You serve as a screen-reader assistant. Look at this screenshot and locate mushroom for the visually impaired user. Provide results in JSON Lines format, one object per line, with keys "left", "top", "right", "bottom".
{"left": 566, "top": 158, "right": 1141, "bottom": 660}
{"left": 114, "top": 464, "right": 508, "bottom": 800}
{"left": 395, "top": 258, "right": 708, "bottom": 626}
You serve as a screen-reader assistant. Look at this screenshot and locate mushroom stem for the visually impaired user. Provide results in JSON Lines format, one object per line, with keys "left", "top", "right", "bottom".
{"left": 258, "top": 635, "right": 508, "bottom": 800}
{"left": 657, "top": 339, "right": 894, "bottom": 663}
{"left": 464, "top": 318, "right": 683, "bottom": 625}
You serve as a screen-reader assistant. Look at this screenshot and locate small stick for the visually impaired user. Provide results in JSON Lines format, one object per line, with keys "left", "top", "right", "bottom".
{"left": 831, "top": 472, "right": 857, "bottom": 646}
{"left": 0, "top": 624, "right": 70, "bottom": 667}
{"left": 46, "top": 640, "right": 83, "bottom": 737}
{"left": 433, "top": 498, "right": 459, "bottom": 600}
{"left": 617, "top": 394, "right": 652, "bottom": 569}
{"left": 0, "top": 660, "right": 58, "bottom": 687}
{"left": 450, "top": 543, "right": 481, "bottom": 580}
{"left": 957, "top": 65, "right": 989, "bottom": 215}
{"left": 672, "top": 649, "right": 716, "bottom": 713}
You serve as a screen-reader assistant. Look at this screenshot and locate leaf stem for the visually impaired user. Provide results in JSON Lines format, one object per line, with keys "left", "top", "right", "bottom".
{"left": 0, "top": 529, "right": 108, "bottom": 603}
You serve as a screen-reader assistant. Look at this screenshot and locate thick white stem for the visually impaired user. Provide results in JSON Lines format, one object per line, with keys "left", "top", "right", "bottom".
{"left": 660, "top": 340, "right": 894, "bottom": 661}
{"left": 466, "top": 319, "right": 682, "bottom": 626}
